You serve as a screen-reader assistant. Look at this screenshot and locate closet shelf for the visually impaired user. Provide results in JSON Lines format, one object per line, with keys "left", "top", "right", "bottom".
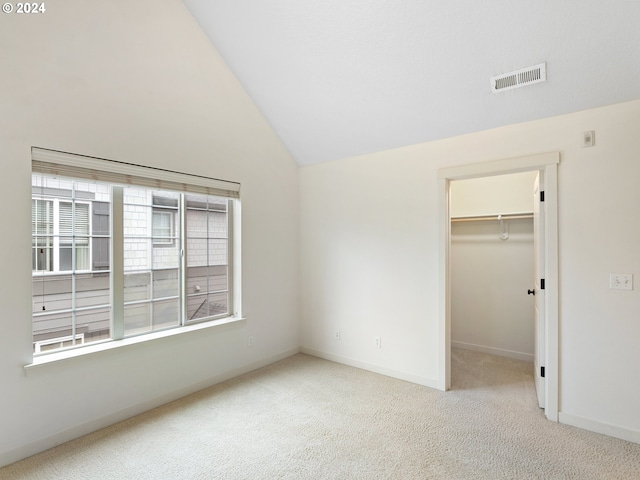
{"left": 451, "top": 212, "right": 533, "bottom": 223}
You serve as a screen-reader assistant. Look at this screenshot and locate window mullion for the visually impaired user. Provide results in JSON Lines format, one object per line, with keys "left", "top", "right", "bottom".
{"left": 88, "top": 199, "right": 93, "bottom": 272}
{"left": 53, "top": 199, "right": 60, "bottom": 271}
{"left": 71, "top": 184, "right": 77, "bottom": 345}
{"left": 179, "top": 194, "right": 187, "bottom": 326}
{"left": 71, "top": 187, "right": 76, "bottom": 272}
{"left": 206, "top": 198, "right": 211, "bottom": 318}
{"left": 111, "top": 186, "right": 124, "bottom": 340}
{"left": 227, "top": 199, "right": 234, "bottom": 316}
{"left": 148, "top": 191, "right": 154, "bottom": 331}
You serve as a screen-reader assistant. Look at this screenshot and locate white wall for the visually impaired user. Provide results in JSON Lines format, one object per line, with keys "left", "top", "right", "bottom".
{"left": 299, "top": 99, "right": 640, "bottom": 440}
{"left": 0, "top": 0, "right": 299, "bottom": 466}
{"left": 450, "top": 172, "right": 538, "bottom": 218}
{"left": 451, "top": 220, "right": 534, "bottom": 360}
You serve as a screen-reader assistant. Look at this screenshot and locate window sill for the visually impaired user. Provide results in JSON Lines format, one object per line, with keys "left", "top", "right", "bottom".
{"left": 24, "top": 315, "right": 246, "bottom": 372}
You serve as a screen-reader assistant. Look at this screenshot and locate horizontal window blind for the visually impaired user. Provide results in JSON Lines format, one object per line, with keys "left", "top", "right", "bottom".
{"left": 59, "top": 202, "right": 90, "bottom": 244}
{"left": 32, "top": 199, "right": 53, "bottom": 235}
{"left": 32, "top": 147, "right": 240, "bottom": 199}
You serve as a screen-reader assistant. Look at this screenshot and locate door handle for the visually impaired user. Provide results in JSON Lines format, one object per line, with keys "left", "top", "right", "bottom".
{"left": 528, "top": 289, "right": 535, "bottom": 295}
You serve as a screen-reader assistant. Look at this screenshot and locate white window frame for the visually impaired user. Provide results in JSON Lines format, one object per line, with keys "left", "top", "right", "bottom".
{"left": 32, "top": 198, "right": 54, "bottom": 272}
{"left": 31, "top": 197, "right": 92, "bottom": 274}
{"left": 30, "top": 147, "right": 242, "bottom": 359}
{"left": 151, "top": 209, "right": 175, "bottom": 246}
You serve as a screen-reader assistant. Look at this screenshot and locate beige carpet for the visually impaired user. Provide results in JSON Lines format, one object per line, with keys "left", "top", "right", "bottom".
{"left": 2, "top": 350, "right": 639, "bottom": 479}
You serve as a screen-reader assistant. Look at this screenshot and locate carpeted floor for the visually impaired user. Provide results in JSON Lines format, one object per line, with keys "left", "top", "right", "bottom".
{"left": 1, "top": 349, "right": 639, "bottom": 479}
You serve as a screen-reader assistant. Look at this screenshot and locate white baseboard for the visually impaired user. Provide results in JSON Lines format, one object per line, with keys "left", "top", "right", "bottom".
{"left": 0, "top": 347, "right": 300, "bottom": 469}
{"left": 559, "top": 412, "right": 640, "bottom": 445}
{"left": 452, "top": 341, "right": 534, "bottom": 362}
{"left": 300, "top": 347, "right": 441, "bottom": 390}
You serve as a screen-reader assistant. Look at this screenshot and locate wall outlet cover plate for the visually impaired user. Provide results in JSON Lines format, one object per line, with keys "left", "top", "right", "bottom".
{"left": 609, "top": 273, "right": 633, "bottom": 290}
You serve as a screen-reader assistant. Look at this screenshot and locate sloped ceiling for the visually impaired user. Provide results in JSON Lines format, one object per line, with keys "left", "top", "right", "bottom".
{"left": 181, "top": 1, "right": 640, "bottom": 166}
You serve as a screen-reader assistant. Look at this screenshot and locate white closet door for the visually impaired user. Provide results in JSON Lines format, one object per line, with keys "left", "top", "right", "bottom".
{"left": 533, "top": 172, "right": 545, "bottom": 409}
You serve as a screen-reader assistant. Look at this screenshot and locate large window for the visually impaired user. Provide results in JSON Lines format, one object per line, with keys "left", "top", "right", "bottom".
{"left": 31, "top": 148, "right": 240, "bottom": 355}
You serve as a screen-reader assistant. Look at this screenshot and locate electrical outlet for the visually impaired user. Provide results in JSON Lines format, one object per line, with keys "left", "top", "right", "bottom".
{"left": 374, "top": 337, "right": 381, "bottom": 348}
{"left": 247, "top": 335, "right": 254, "bottom": 347}
{"left": 335, "top": 330, "right": 341, "bottom": 340}
{"left": 610, "top": 273, "right": 633, "bottom": 290}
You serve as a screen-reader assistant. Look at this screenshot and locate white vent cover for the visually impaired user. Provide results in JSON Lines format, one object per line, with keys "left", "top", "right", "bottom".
{"left": 491, "top": 63, "right": 546, "bottom": 93}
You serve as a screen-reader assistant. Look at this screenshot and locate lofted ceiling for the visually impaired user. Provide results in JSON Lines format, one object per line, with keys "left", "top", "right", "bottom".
{"left": 181, "top": 1, "right": 640, "bottom": 166}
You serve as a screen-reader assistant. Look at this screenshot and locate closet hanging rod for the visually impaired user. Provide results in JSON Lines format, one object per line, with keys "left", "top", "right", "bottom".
{"left": 451, "top": 213, "right": 533, "bottom": 223}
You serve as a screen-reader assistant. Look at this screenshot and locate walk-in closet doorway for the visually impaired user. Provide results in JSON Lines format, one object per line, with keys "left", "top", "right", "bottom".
{"left": 438, "top": 152, "right": 559, "bottom": 422}
{"left": 449, "top": 172, "right": 539, "bottom": 397}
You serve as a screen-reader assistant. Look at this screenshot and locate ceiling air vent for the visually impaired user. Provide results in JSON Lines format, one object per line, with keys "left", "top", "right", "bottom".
{"left": 491, "top": 63, "right": 546, "bottom": 93}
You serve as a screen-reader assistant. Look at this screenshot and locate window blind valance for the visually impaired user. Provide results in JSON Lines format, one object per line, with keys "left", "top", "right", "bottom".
{"left": 32, "top": 147, "right": 240, "bottom": 199}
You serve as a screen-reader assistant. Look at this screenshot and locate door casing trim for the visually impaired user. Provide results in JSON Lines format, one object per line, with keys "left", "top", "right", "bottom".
{"left": 438, "top": 152, "right": 559, "bottom": 421}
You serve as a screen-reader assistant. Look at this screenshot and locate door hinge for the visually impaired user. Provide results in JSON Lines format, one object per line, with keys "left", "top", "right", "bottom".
{"left": 541, "top": 366, "right": 546, "bottom": 378}
{"left": 540, "top": 191, "right": 545, "bottom": 202}
{"left": 540, "top": 279, "right": 545, "bottom": 290}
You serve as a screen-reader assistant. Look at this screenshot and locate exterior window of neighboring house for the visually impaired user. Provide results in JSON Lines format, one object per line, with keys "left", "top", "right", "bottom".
{"left": 152, "top": 210, "right": 174, "bottom": 246}
{"left": 32, "top": 199, "right": 91, "bottom": 271}
{"left": 31, "top": 147, "right": 240, "bottom": 356}
{"left": 31, "top": 199, "right": 53, "bottom": 271}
